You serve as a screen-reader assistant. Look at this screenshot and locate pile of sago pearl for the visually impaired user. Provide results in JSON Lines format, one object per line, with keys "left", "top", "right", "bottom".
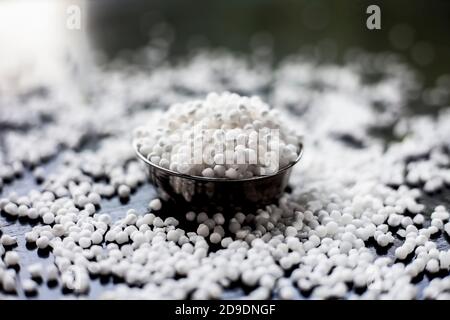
{"left": 134, "top": 92, "right": 302, "bottom": 179}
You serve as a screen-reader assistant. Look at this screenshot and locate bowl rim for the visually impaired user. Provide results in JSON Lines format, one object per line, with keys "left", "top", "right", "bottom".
{"left": 133, "top": 141, "right": 303, "bottom": 183}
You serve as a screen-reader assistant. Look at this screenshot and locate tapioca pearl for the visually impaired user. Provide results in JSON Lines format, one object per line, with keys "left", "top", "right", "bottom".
{"left": 78, "top": 237, "right": 92, "bottom": 248}
{"left": 426, "top": 259, "right": 440, "bottom": 273}
{"left": 22, "top": 279, "right": 38, "bottom": 294}
{"left": 200, "top": 167, "right": 214, "bottom": 177}
{"left": 4, "top": 202, "right": 18, "bottom": 216}
{"left": 42, "top": 212, "right": 55, "bottom": 224}
{"left": 4, "top": 251, "right": 20, "bottom": 266}
{"left": 147, "top": 198, "right": 161, "bottom": 211}
{"left": 18, "top": 204, "right": 29, "bottom": 217}
{"left": 1, "top": 234, "right": 17, "bottom": 246}
{"left": 413, "top": 214, "right": 425, "bottom": 225}
{"left": 118, "top": 185, "right": 131, "bottom": 198}
{"left": 212, "top": 213, "right": 225, "bottom": 226}
{"left": 195, "top": 212, "right": 208, "bottom": 224}
{"left": 209, "top": 232, "right": 222, "bottom": 244}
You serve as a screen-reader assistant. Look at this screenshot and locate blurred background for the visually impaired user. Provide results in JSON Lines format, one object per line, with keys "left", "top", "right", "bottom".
{"left": 89, "top": 0, "right": 450, "bottom": 81}
{"left": 0, "top": 0, "right": 449, "bottom": 94}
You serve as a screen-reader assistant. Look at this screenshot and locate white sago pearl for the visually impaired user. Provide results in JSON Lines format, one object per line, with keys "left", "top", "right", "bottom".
{"left": 76, "top": 195, "right": 88, "bottom": 207}
{"left": 2, "top": 272, "right": 16, "bottom": 292}
{"left": 439, "top": 252, "right": 450, "bottom": 269}
{"left": 18, "top": 204, "right": 28, "bottom": 217}
{"left": 167, "top": 230, "right": 180, "bottom": 242}
{"left": 315, "top": 225, "right": 327, "bottom": 238}
{"left": 149, "top": 198, "right": 162, "bottom": 211}
{"left": 115, "top": 231, "right": 129, "bottom": 244}
{"left": 234, "top": 212, "right": 246, "bottom": 224}
{"left": 85, "top": 203, "right": 96, "bottom": 215}
{"left": 214, "top": 226, "right": 225, "bottom": 237}
{"left": 197, "top": 224, "right": 210, "bottom": 237}
{"left": 153, "top": 217, "right": 164, "bottom": 227}
{"left": 79, "top": 237, "right": 92, "bottom": 248}
{"left": 88, "top": 192, "right": 101, "bottom": 205}
{"left": 445, "top": 222, "right": 450, "bottom": 236}
{"left": 432, "top": 210, "right": 449, "bottom": 221}
{"left": 134, "top": 93, "right": 300, "bottom": 179}
{"left": 387, "top": 214, "right": 401, "bottom": 227}
{"left": 395, "top": 247, "right": 408, "bottom": 260}
{"left": 4, "top": 202, "right": 18, "bottom": 216}
{"left": 0, "top": 199, "right": 9, "bottom": 213}
{"left": 204, "top": 218, "right": 216, "bottom": 230}
{"left": 416, "top": 235, "right": 427, "bottom": 246}
{"left": 28, "top": 208, "right": 39, "bottom": 220}
{"left": 426, "top": 259, "right": 440, "bottom": 273}
{"left": 1, "top": 234, "right": 17, "bottom": 246}
{"left": 279, "top": 286, "right": 296, "bottom": 300}
{"left": 326, "top": 221, "right": 339, "bottom": 235}
{"left": 27, "top": 263, "right": 43, "bottom": 278}
{"left": 124, "top": 210, "right": 138, "bottom": 225}
{"left": 165, "top": 217, "right": 179, "bottom": 226}
{"left": 201, "top": 168, "right": 215, "bottom": 178}
{"left": 413, "top": 214, "right": 425, "bottom": 225}
{"left": 372, "top": 214, "right": 385, "bottom": 225}
{"left": 33, "top": 166, "right": 45, "bottom": 180}
{"left": 401, "top": 217, "right": 413, "bottom": 228}
{"left": 221, "top": 237, "right": 233, "bottom": 248}
{"left": 159, "top": 158, "right": 171, "bottom": 169}
{"left": 225, "top": 168, "right": 238, "bottom": 179}
{"left": 118, "top": 185, "right": 131, "bottom": 198}
{"left": 52, "top": 224, "right": 65, "bottom": 237}
{"left": 229, "top": 219, "right": 241, "bottom": 233}
{"left": 213, "top": 153, "right": 225, "bottom": 165}
{"left": 25, "top": 231, "right": 39, "bottom": 243}
{"left": 22, "top": 279, "right": 38, "bottom": 293}
{"left": 431, "top": 219, "right": 443, "bottom": 229}
{"left": 285, "top": 226, "right": 297, "bottom": 237}
{"left": 91, "top": 231, "right": 103, "bottom": 245}
{"left": 210, "top": 232, "right": 222, "bottom": 244}
{"left": 36, "top": 236, "right": 50, "bottom": 249}
{"left": 213, "top": 213, "right": 225, "bottom": 225}
{"left": 141, "top": 213, "right": 155, "bottom": 225}
{"left": 429, "top": 226, "right": 439, "bottom": 235}
{"left": 376, "top": 234, "right": 391, "bottom": 247}
{"left": 185, "top": 211, "right": 196, "bottom": 221}
{"left": 214, "top": 165, "right": 226, "bottom": 177}
{"left": 197, "top": 212, "right": 208, "bottom": 223}
{"left": 42, "top": 212, "right": 55, "bottom": 224}
{"left": 4, "top": 251, "right": 20, "bottom": 266}
{"left": 427, "top": 250, "right": 439, "bottom": 263}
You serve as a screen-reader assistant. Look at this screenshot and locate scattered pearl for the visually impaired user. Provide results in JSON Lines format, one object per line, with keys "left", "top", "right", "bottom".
{"left": 4, "top": 202, "right": 18, "bottom": 216}
{"left": 4, "top": 251, "right": 20, "bottom": 266}
{"left": 1, "top": 234, "right": 17, "bottom": 246}
{"left": 22, "top": 279, "right": 38, "bottom": 293}
{"left": 209, "top": 232, "right": 222, "bottom": 244}
{"left": 197, "top": 224, "right": 210, "bottom": 238}
{"left": 27, "top": 263, "right": 43, "bottom": 278}
{"left": 36, "top": 236, "right": 50, "bottom": 249}
{"left": 118, "top": 185, "right": 131, "bottom": 198}
{"left": 149, "top": 198, "right": 162, "bottom": 211}
{"left": 185, "top": 211, "right": 196, "bottom": 221}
